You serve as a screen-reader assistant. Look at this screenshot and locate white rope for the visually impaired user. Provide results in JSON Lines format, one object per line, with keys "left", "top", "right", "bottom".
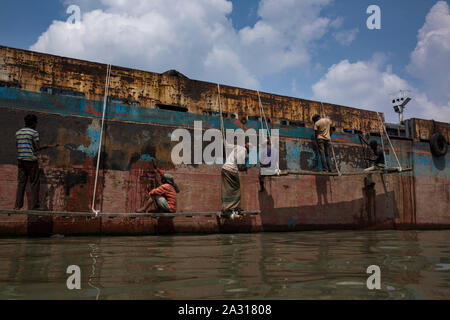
{"left": 91, "top": 64, "right": 111, "bottom": 216}
{"left": 88, "top": 243, "right": 100, "bottom": 300}
{"left": 257, "top": 90, "right": 280, "bottom": 176}
{"left": 320, "top": 102, "right": 341, "bottom": 176}
{"left": 377, "top": 112, "right": 402, "bottom": 171}
{"left": 257, "top": 90, "right": 270, "bottom": 138}
{"left": 257, "top": 91, "right": 265, "bottom": 134}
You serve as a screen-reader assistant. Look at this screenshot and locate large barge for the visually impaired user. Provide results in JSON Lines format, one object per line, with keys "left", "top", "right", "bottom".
{"left": 0, "top": 46, "right": 448, "bottom": 236}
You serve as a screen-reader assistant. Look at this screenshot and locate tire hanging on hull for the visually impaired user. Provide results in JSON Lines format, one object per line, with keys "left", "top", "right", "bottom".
{"left": 430, "top": 133, "right": 448, "bottom": 157}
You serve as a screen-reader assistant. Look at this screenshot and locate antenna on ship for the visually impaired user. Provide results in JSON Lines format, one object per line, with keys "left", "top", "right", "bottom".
{"left": 389, "top": 90, "right": 411, "bottom": 124}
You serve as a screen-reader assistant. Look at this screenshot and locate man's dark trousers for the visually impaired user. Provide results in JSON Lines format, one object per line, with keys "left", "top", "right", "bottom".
{"left": 317, "top": 139, "right": 332, "bottom": 171}
{"left": 15, "top": 160, "right": 40, "bottom": 209}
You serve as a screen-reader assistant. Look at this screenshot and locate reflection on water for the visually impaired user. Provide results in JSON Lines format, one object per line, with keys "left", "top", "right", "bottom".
{"left": 0, "top": 230, "right": 449, "bottom": 300}
{"left": 87, "top": 243, "right": 100, "bottom": 300}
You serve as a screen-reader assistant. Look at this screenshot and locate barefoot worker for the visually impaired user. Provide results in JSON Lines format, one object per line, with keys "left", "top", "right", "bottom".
{"left": 221, "top": 142, "right": 249, "bottom": 219}
{"left": 137, "top": 170, "right": 180, "bottom": 213}
{"left": 14, "top": 114, "right": 58, "bottom": 211}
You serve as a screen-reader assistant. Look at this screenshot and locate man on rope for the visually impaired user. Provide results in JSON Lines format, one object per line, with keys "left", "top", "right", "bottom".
{"left": 136, "top": 169, "right": 180, "bottom": 213}
{"left": 221, "top": 141, "right": 249, "bottom": 220}
{"left": 312, "top": 114, "right": 333, "bottom": 172}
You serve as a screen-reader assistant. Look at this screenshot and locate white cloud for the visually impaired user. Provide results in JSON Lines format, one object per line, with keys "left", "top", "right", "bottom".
{"left": 414, "top": 93, "right": 450, "bottom": 121}
{"left": 330, "top": 17, "right": 344, "bottom": 29}
{"left": 312, "top": 58, "right": 407, "bottom": 122}
{"left": 407, "top": 0, "right": 450, "bottom": 105}
{"left": 312, "top": 56, "right": 450, "bottom": 123}
{"left": 238, "top": 0, "right": 332, "bottom": 75}
{"left": 313, "top": 1, "right": 450, "bottom": 122}
{"left": 334, "top": 28, "right": 359, "bottom": 46}
{"left": 32, "top": 0, "right": 342, "bottom": 90}
{"left": 34, "top": 0, "right": 252, "bottom": 87}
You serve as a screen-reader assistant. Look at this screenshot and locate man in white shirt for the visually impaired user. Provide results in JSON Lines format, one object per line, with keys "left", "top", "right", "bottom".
{"left": 221, "top": 142, "right": 249, "bottom": 219}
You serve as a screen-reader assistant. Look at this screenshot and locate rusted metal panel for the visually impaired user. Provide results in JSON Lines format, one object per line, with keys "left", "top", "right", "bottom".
{"left": 0, "top": 45, "right": 382, "bottom": 134}
{"left": 412, "top": 118, "right": 450, "bottom": 141}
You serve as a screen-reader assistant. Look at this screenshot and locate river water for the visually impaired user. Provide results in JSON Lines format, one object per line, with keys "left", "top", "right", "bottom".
{"left": 0, "top": 230, "right": 449, "bottom": 300}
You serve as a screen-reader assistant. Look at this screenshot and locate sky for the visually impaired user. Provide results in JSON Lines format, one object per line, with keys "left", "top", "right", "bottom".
{"left": 0, "top": 0, "right": 449, "bottom": 123}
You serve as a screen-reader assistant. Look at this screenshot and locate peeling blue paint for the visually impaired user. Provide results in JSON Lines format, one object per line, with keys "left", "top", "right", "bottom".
{"left": 139, "top": 154, "right": 161, "bottom": 162}
{"left": 285, "top": 141, "right": 301, "bottom": 171}
{"left": 76, "top": 123, "right": 100, "bottom": 157}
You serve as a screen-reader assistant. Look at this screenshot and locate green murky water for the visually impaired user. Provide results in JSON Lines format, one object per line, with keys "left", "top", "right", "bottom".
{"left": 0, "top": 230, "right": 449, "bottom": 299}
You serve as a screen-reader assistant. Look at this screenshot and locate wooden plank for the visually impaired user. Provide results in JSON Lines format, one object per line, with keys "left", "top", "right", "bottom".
{"left": 0, "top": 209, "right": 260, "bottom": 218}
{"left": 279, "top": 167, "right": 412, "bottom": 176}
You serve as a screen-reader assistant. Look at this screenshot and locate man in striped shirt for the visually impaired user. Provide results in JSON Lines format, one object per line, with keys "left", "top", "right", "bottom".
{"left": 14, "top": 114, "right": 58, "bottom": 210}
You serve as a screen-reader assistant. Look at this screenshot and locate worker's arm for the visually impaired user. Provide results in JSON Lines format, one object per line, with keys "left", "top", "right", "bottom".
{"left": 152, "top": 169, "right": 164, "bottom": 189}
{"left": 236, "top": 147, "right": 248, "bottom": 171}
{"left": 39, "top": 144, "right": 59, "bottom": 151}
{"left": 314, "top": 130, "right": 320, "bottom": 146}
{"left": 31, "top": 132, "right": 58, "bottom": 152}
{"left": 32, "top": 140, "right": 58, "bottom": 152}
{"left": 313, "top": 121, "right": 320, "bottom": 144}
{"left": 149, "top": 184, "right": 166, "bottom": 196}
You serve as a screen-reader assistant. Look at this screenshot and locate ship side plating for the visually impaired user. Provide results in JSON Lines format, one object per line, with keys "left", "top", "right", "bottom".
{"left": 0, "top": 45, "right": 448, "bottom": 235}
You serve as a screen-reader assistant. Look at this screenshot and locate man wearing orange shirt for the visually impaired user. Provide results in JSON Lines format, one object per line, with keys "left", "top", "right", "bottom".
{"left": 136, "top": 169, "right": 180, "bottom": 213}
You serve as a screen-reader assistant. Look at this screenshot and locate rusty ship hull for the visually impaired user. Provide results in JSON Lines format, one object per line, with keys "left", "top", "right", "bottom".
{"left": 0, "top": 46, "right": 448, "bottom": 236}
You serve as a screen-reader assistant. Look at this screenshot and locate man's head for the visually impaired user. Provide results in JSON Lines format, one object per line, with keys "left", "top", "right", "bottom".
{"left": 161, "top": 173, "right": 180, "bottom": 193}
{"left": 312, "top": 114, "right": 321, "bottom": 123}
{"left": 24, "top": 114, "right": 37, "bottom": 129}
{"left": 161, "top": 173, "right": 174, "bottom": 185}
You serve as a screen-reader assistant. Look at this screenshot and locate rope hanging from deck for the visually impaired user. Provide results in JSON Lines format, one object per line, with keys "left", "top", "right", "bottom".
{"left": 257, "top": 90, "right": 270, "bottom": 138}
{"left": 91, "top": 63, "right": 112, "bottom": 217}
{"left": 217, "top": 83, "right": 225, "bottom": 145}
{"left": 376, "top": 112, "right": 402, "bottom": 171}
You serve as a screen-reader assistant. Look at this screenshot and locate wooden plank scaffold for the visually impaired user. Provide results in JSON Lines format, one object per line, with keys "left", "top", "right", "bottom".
{"left": 0, "top": 209, "right": 261, "bottom": 219}
{"left": 278, "top": 167, "right": 412, "bottom": 176}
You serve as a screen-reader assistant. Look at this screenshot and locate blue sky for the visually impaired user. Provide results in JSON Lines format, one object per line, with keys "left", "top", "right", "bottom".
{"left": 1, "top": 0, "right": 449, "bottom": 122}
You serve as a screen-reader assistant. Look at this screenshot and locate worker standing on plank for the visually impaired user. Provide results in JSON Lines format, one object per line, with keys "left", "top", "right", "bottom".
{"left": 136, "top": 169, "right": 179, "bottom": 213}
{"left": 14, "top": 114, "right": 58, "bottom": 211}
{"left": 221, "top": 141, "right": 249, "bottom": 219}
{"left": 358, "top": 134, "right": 385, "bottom": 172}
{"left": 312, "top": 114, "right": 333, "bottom": 172}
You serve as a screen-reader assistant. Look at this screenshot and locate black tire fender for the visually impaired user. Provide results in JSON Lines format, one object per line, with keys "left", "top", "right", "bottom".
{"left": 430, "top": 133, "right": 448, "bottom": 157}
